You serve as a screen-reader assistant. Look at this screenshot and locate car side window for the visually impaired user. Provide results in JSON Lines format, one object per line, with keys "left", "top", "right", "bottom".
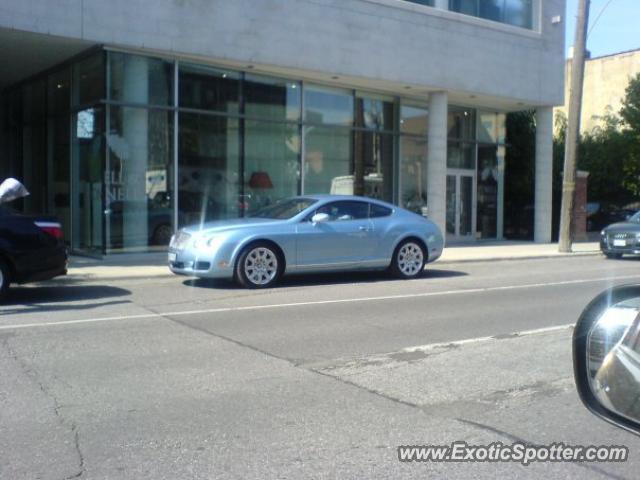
{"left": 369, "top": 203, "right": 392, "bottom": 218}
{"left": 315, "top": 201, "right": 369, "bottom": 221}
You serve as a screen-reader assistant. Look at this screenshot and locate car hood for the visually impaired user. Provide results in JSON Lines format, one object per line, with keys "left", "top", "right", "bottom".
{"left": 182, "top": 217, "right": 287, "bottom": 235}
{"left": 604, "top": 222, "right": 640, "bottom": 233}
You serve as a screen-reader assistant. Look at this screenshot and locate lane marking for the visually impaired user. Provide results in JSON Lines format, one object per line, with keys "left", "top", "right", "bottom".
{"left": 1, "top": 274, "right": 640, "bottom": 331}
{"left": 403, "top": 324, "right": 574, "bottom": 353}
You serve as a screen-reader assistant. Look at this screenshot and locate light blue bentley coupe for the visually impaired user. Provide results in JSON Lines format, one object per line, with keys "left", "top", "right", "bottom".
{"left": 168, "top": 195, "right": 444, "bottom": 288}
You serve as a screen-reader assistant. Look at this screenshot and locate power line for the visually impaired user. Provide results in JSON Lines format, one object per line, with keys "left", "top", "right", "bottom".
{"left": 588, "top": 0, "right": 616, "bottom": 37}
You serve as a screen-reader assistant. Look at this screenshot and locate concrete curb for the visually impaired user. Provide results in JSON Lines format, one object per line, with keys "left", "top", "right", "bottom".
{"left": 64, "top": 250, "right": 603, "bottom": 281}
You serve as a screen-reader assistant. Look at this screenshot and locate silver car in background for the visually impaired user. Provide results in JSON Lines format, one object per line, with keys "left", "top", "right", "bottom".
{"left": 169, "top": 195, "right": 444, "bottom": 288}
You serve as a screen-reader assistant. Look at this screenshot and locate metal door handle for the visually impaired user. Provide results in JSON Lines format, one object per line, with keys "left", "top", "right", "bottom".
{"left": 359, "top": 226, "right": 369, "bottom": 231}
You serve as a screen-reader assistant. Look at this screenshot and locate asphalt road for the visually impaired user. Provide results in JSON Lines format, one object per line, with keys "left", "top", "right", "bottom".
{"left": 1, "top": 255, "right": 640, "bottom": 479}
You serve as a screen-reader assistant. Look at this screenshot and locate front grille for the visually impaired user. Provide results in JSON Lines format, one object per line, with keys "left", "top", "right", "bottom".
{"left": 170, "top": 231, "right": 191, "bottom": 250}
{"left": 195, "top": 261, "right": 211, "bottom": 271}
{"left": 607, "top": 232, "right": 639, "bottom": 248}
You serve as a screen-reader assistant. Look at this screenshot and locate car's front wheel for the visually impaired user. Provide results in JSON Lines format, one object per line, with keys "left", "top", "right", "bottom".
{"left": 236, "top": 242, "right": 282, "bottom": 288}
{"left": 390, "top": 239, "right": 426, "bottom": 279}
{"left": 0, "top": 257, "right": 11, "bottom": 303}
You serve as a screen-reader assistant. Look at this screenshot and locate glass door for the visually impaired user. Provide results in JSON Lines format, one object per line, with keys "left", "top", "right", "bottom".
{"left": 71, "top": 106, "right": 105, "bottom": 256}
{"left": 446, "top": 171, "right": 476, "bottom": 241}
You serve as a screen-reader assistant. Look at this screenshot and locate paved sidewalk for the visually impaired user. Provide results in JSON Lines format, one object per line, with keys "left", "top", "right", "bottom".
{"left": 65, "top": 242, "right": 602, "bottom": 281}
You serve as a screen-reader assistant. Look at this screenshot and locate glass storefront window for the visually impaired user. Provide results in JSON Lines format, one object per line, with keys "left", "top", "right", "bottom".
{"left": 73, "top": 53, "right": 105, "bottom": 107}
{"left": 399, "top": 135, "right": 428, "bottom": 214}
{"left": 355, "top": 93, "right": 395, "bottom": 131}
{"left": 178, "top": 113, "right": 241, "bottom": 226}
{"left": 109, "top": 52, "right": 174, "bottom": 106}
{"left": 353, "top": 131, "right": 394, "bottom": 201}
{"left": 450, "top": 0, "right": 478, "bottom": 16}
{"left": 179, "top": 63, "right": 239, "bottom": 114}
{"left": 477, "top": 145, "right": 500, "bottom": 238}
{"left": 106, "top": 106, "right": 174, "bottom": 252}
{"left": 72, "top": 106, "right": 105, "bottom": 255}
{"left": 244, "top": 120, "right": 300, "bottom": 214}
{"left": 303, "top": 125, "right": 351, "bottom": 194}
{"left": 403, "top": 0, "right": 435, "bottom": 6}
{"left": 48, "top": 69, "right": 71, "bottom": 115}
{"left": 448, "top": 107, "right": 475, "bottom": 140}
{"left": 244, "top": 74, "right": 301, "bottom": 122}
{"left": 304, "top": 85, "right": 354, "bottom": 127}
{"left": 448, "top": 141, "right": 476, "bottom": 169}
{"left": 400, "top": 105, "right": 428, "bottom": 136}
{"left": 504, "top": 0, "right": 533, "bottom": 29}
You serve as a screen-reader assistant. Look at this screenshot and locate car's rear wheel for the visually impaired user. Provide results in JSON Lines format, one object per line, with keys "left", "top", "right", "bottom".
{"left": 605, "top": 252, "right": 623, "bottom": 260}
{"left": 0, "top": 257, "right": 11, "bottom": 303}
{"left": 390, "top": 239, "right": 426, "bottom": 279}
{"left": 236, "top": 242, "right": 282, "bottom": 288}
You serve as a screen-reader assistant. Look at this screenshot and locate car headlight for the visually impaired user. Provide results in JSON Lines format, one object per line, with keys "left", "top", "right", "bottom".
{"left": 601, "top": 230, "right": 606, "bottom": 236}
{"left": 193, "top": 235, "right": 222, "bottom": 251}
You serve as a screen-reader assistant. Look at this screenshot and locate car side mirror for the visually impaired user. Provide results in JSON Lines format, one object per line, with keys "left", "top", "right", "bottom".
{"left": 573, "top": 285, "right": 640, "bottom": 435}
{"left": 311, "top": 213, "right": 330, "bottom": 224}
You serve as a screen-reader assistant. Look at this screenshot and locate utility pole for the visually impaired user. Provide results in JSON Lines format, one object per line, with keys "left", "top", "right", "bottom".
{"left": 559, "top": 0, "right": 591, "bottom": 252}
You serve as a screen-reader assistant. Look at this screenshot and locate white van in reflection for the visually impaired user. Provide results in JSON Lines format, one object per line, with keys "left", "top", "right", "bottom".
{"left": 330, "top": 173, "right": 384, "bottom": 198}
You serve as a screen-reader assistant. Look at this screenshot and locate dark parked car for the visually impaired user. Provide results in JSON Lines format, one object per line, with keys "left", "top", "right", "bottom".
{"left": 600, "top": 210, "right": 640, "bottom": 259}
{"left": 587, "top": 202, "right": 636, "bottom": 232}
{"left": 0, "top": 179, "right": 67, "bottom": 302}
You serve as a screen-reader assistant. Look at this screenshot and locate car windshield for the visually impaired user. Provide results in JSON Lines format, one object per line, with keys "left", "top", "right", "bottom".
{"left": 249, "top": 198, "right": 317, "bottom": 219}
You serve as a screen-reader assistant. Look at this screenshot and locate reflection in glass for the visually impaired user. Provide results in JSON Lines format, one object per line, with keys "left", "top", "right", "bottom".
{"left": 179, "top": 64, "right": 239, "bottom": 113}
{"left": 109, "top": 52, "right": 174, "bottom": 105}
{"left": 353, "top": 131, "right": 394, "bottom": 201}
{"left": 72, "top": 107, "right": 105, "bottom": 255}
{"left": 106, "top": 106, "right": 174, "bottom": 252}
{"left": 355, "top": 93, "right": 395, "bottom": 131}
{"left": 304, "top": 85, "right": 354, "bottom": 127}
{"left": 178, "top": 113, "right": 240, "bottom": 226}
{"left": 448, "top": 107, "right": 475, "bottom": 140}
{"left": 460, "top": 176, "right": 473, "bottom": 236}
{"left": 448, "top": 141, "right": 476, "bottom": 169}
{"left": 73, "top": 53, "right": 105, "bottom": 107}
{"left": 400, "top": 136, "right": 428, "bottom": 214}
{"left": 446, "top": 175, "right": 456, "bottom": 235}
{"left": 21, "top": 80, "right": 47, "bottom": 214}
{"left": 400, "top": 105, "right": 428, "bottom": 136}
{"left": 303, "top": 126, "right": 351, "bottom": 194}
{"left": 244, "top": 74, "right": 301, "bottom": 121}
{"left": 244, "top": 120, "right": 300, "bottom": 213}
{"left": 477, "top": 145, "right": 499, "bottom": 238}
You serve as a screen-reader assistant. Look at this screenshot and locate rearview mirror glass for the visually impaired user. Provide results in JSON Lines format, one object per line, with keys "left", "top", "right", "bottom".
{"left": 574, "top": 285, "right": 640, "bottom": 434}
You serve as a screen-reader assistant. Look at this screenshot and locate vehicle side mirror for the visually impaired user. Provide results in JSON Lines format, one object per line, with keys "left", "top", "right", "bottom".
{"left": 573, "top": 285, "right": 640, "bottom": 435}
{"left": 311, "top": 213, "right": 330, "bottom": 224}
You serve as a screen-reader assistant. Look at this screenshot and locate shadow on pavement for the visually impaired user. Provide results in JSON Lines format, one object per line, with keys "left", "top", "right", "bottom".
{"left": 182, "top": 268, "right": 468, "bottom": 291}
{"left": 0, "top": 285, "right": 131, "bottom": 314}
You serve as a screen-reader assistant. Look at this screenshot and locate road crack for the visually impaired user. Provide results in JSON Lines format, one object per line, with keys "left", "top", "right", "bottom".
{"left": 1, "top": 337, "right": 85, "bottom": 479}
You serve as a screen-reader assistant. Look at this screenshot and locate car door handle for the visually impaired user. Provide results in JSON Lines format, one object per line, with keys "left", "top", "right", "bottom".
{"left": 358, "top": 226, "right": 370, "bottom": 231}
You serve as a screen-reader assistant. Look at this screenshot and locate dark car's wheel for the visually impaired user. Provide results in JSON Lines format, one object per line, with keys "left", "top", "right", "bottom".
{"left": 152, "top": 224, "right": 173, "bottom": 246}
{"left": 390, "top": 239, "right": 426, "bottom": 279}
{"left": 236, "top": 242, "right": 282, "bottom": 289}
{"left": 605, "top": 252, "right": 623, "bottom": 260}
{"left": 0, "top": 257, "right": 11, "bottom": 302}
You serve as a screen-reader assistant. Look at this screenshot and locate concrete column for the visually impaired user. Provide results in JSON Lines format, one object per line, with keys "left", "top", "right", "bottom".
{"left": 122, "top": 55, "right": 149, "bottom": 249}
{"left": 427, "top": 91, "right": 448, "bottom": 236}
{"left": 434, "top": 0, "right": 449, "bottom": 10}
{"left": 534, "top": 107, "right": 553, "bottom": 243}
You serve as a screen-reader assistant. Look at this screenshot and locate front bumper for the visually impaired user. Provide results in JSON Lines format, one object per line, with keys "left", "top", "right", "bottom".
{"left": 168, "top": 247, "right": 234, "bottom": 279}
{"left": 600, "top": 236, "right": 640, "bottom": 256}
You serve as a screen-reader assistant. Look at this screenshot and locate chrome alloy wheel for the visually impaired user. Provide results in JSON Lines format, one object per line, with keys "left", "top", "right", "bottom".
{"left": 244, "top": 247, "right": 279, "bottom": 286}
{"left": 397, "top": 242, "right": 424, "bottom": 276}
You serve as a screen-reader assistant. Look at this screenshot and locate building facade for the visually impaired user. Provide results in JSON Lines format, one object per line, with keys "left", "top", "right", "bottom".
{"left": 0, "top": 0, "right": 565, "bottom": 256}
{"left": 557, "top": 48, "right": 640, "bottom": 134}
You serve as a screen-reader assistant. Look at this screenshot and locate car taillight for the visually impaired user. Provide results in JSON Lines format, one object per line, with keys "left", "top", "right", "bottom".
{"left": 34, "top": 221, "right": 64, "bottom": 240}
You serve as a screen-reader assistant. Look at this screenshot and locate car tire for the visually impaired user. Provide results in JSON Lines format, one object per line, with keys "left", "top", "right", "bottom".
{"left": 390, "top": 239, "right": 426, "bottom": 279}
{"left": 605, "top": 252, "right": 623, "bottom": 260}
{"left": 235, "top": 242, "right": 282, "bottom": 289}
{"left": 0, "top": 257, "right": 11, "bottom": 303}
